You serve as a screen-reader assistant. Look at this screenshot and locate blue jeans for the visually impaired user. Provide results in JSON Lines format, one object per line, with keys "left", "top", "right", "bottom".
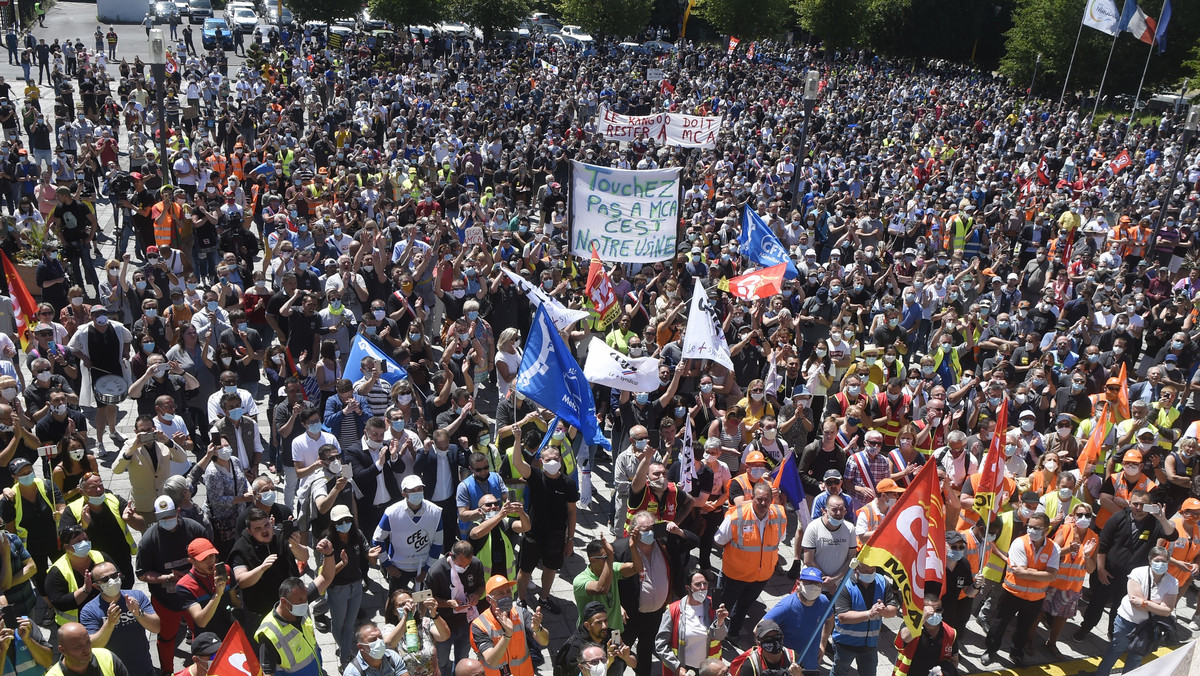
{"left": 436, "top": 623, "right": 472, "bottom": 676}
{"left": 831, "top": 643, "right": 878, "bottom": 676}
{"left": 327, "top": 581, "right": 363, "bottom": 663}
{"left": 1095, "top": 614, "right": 1148, "bottom": 676}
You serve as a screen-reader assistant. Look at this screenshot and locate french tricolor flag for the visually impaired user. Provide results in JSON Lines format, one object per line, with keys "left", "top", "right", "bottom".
{"left": 1118, "top": 0, "right": 1157, "bottom": 44}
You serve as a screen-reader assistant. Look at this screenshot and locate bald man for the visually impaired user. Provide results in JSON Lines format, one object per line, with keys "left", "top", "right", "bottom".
{"left": 53, "top": 622, "right": 131, "bottom": 676}
{"left": 455, "top": 658, "right": 485, "bottom": 676}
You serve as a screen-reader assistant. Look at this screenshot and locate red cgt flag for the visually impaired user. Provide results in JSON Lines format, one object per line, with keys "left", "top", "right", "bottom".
{"left": 857, "top": 460, "right": 946, "bottom": 638}
{"left": 0, "top": 251, "right": 37, "bottom": 351}
{"left": 1109, "top": 149, "right": 1132, "bottom": 175}
{"left": 1078, "top": 403, "right": 1111, "bottom": 474}
{"left": 1036, "top": 155, "right": 1053, "bottom": 185}
{"left": 719, "top": 262, "right": 787, "bottom": 300}
{"left": 727, "top": 36, "right": 740, "bottom": 56}
{"left": 209, "top": 623, "right": 263, "bottom": 676}
{"left": 584, "top": 246, "right": 621, "bottom": 330}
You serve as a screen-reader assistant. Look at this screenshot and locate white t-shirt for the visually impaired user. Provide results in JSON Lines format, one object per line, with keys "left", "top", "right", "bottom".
{"left": 800, "top": 518, "right": 853, "bottom": 578}
{"left": 1119, "top": 565, "right": 1178, "bottom": 624}
{"left": 679, "top": 602, "right": 708, "bottom": 668}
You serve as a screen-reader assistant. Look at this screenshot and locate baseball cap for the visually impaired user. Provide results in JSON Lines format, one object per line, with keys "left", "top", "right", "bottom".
{"left": 187, "top": 538, "right": 219, "bottom": 560}
{"left": 154, "top": 495, "right": 176, "bottom": 514}
{"left": 1181, "top": 498, "right": 1200, "bottom": 512}
{"left": 1020, "top": 491, "right": 1041, "bottom": 505}
{"left": 330, "top": 505, "right": 353, "bottom": 522}
{"left": 875, "top": 479, "right": 904, "bottom": 494}
{"left": 823, "top": 469, "right": 842, "bottom": 481}
{"left": 1019, "top": 409, "right": 1036, "bottom": 419}
{"left": 485, "top": 575, "right": 516, "bottom": 596}
{"left": 401, "top": 475, "right": 425, "bottom": 491}
{"left": 754, "top": 619, "right": 783, "bottom": 640}
{"left": 129, "top": 172, "right": 143, "bottom": 180}
{"left": 799, "top": 567, "right": 823, "bottom": 583}
{"left": 1124, "top": 449, "right": 1144, "bottom": 462}
{"left": 745, "top": 451, "right": 767, "bottom": 465}
{"left": 190, "top": 632, "right": 222, "bottom": 658}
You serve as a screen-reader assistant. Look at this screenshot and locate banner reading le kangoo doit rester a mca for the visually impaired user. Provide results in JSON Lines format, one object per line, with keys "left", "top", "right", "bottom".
{"left": 570, "top": 160, "right": 681, "bottom": 263}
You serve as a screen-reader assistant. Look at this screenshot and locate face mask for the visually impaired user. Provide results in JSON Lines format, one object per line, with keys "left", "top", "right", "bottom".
{"left": 1027, "top": 527, "right": 1045, "bottom": 542}
{"left": 335, "top": 521, "right": 353, "bottom": 533}
{"left": 228, "top": 408, "right": 244, "bottom": 421}
{"left": 700, "top": 383, "right": 714, "bottom": 394}
{"left": 927, "top": 612, "right": 943, "bottom": 627}
{"left": 689, "top": 589, "right": 707, "bottom": 603}
{"left": 289, "top": 601, "right": 309, "bottom": 617}
{"left": 847, "top": 416, "right": 861, "bottom": 427}
{"left": 1071, "top": 383, "right": 1084, "bottom": 394}
{"left": 857, "top": 572, "right": 876, "bottom": 584}
{"left": 1033, "top": 378, "right": 1046, "bottom": 387}
{"left": 207, "top": 301, "right": 220, "bottom": 312}
{"left": 922, "top": 366, "right": 935, "bottom": 376}
{"left": 749, "top": 467, "right": 767, "bottom": 481}
{"left": 158, "top": 517, "right": 179, "bottom": 531}
{"left": 308, "top": 422, "right": 323, "bottom": 436}
{"left": 846, "top": 386, "right": 860, "bottom": 397}
{"left": 1005, "top": 444, "right": 1017, "bottom": 458}
{"left": 947, "top": 549, "right": 964, "bottom": 562}
{"left": 1124, "top": 465, "right": 1141, "bottom": 478}
{"left": 365, "top": 638, "right": 387, "bottom": 660}
{"left": 1150, "top": 560, "right": 1168, "bottom": 575}
{"left": 407, "top": 491, "right": 424, "bottom": 507}
{"left": 95, "top": 315, "right": 109, "bottom": 326}
{"left": 542, "top": 459, "right": 562, "bottom": 475}
{"left": 326, "top": 459, "right": 343, "bottom": 475}
{"left": 815, "top": 349, "right": 827, "bottom": 357}
{"left": 635, "top": 393, "right": 649, "bottom": 405}
{"left": 590, "top": 663, "right": 607, "bottom": 676}
{"left": 1020, "top": 506, "right": 1033, "bottom": 519}
{"left": 639, "top": 530, "right": 656, "bottom": 545}
{"left": 800, "top": 584, "right": 822, "bottom": 601}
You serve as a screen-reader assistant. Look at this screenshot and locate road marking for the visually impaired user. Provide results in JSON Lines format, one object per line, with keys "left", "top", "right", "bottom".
{"left": 961, "top": 645, "right": 1176, "bottom": 676}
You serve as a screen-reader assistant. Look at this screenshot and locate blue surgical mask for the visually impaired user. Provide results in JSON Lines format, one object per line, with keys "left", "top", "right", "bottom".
{"left": 392, "top": 420, "right": 405, "bottom": 433}
{"left": 307, "top": 422, "right": 322, "bottom": 435}
{"left": 635, "top": 393, "right": 649, "bottom": 405}
{"left": 335, "top": 522, "right": 352, "bottom": 533}
{"left": 227, "top": 408, "right": 244, "bottom": 421}
{"left": 144, "top": 309, "right": 157, "bottom": 319}
{"left": 639, "top": 530, "right": 656, "bottom": 545}
{"left": 71, "top": 540, "right": 92, "bottom": 557}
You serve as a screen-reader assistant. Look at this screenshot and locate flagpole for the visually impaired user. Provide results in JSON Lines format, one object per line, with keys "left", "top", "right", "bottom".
{"left": 1092, "top": 28, "right": 1121, "bottom": 120}
{"left": 1130, "top": 1, "right": 1167, "bottom": 118}
{"left": 1060, "top": 15, "right": 1086, "bottom": 107}
{"left": 798, "top": 556, "right": 858, "bottom": 664}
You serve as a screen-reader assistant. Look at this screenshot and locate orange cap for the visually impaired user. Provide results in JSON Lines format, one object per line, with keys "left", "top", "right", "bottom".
{"left": 745, "top": 450, "right": 767, "bottom": 465}
{"left": 484, "top": 575, "right": 515, "bottom": 596}
{"left": 1181, "top": 498, "right": 1200, "bottom": 512}
{"left": 876, "top": 478, "right": 905, "bottom": 494}
{"left": 1123, "top": 449, "right": 1143, "bottom": 463}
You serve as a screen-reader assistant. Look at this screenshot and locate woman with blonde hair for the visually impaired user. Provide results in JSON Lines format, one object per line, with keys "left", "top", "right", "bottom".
{"left": 495, "top": 327, "right": 522, "bottom": 399}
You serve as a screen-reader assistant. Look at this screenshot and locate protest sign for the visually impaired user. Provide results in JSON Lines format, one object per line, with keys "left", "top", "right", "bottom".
{"left": 595, "top": 106, "right": 723, "bottom": 148}
{"left": 570, "top": 160, "right": 680, "bottom": 263}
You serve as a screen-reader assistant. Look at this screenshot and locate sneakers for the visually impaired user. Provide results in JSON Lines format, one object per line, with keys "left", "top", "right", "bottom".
{"left": 983, "top": 651, "right": 998, "bottom": 665}
{"left": 109, "top": 432, "right": 126, "bottom": 447}
{"left": 539, "top": 596, "right": 561, "bottom": 614}
{"left": 1070, "top": 628, "right": 1088, "bottom": 644}
{"left": 1011, "top": 653, "right": 1027, "bottom": 668}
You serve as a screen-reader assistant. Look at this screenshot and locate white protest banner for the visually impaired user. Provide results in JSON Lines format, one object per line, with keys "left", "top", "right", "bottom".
{"left": 647, "top": 67, "right": 664, "bottom": 82}
{"left": 582, "top": 337, "right": 661, "bottom": 392}
{"left": 570, "top": 160, "right": 680, "bottom": 263}
{"left": 595, "top": 105, "right": 723, "bottom": 149}
{"left": 500, "top": 268, "right": 591, "bottom": 330}
{"left": 464, "top": 226, "right": 485, "bottom": 246}
{"left": 680, "top": 282, "right": 735, "bottom": 370}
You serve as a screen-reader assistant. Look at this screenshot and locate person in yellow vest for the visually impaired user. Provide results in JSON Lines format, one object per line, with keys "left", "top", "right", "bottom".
{"left": 59, "top": 473, "right": 144, "bottom": 588}
{"left": 45, "top": 525, "right": 110, "bottom": 626}
{"left": 714, "top": 481, "right": 786, "bottom": 639}
{"left": 982, "top": 512, "right": 1059, "bottom": 668}
{"left": 1037, "top": 472, "right": 1085, "bottom": 532}
{"left": 254, "top": 577, "right": 322, "bottom": 676}
{"left": 1039, "top": 502, "right": 1097, "bottom": 658}
{"left": 470, "top": 575, "right": 548, "bottom": 676}
{"left": 468, "top": 492, "right": 530, "bottom": 580}
{"left": 893, "top": 598, "right": 957, "bottom": 676}
{"left": 654, "top": 569, "right": 729, "bottom": 676}
{"left": 2, "top": 457, "right": 66, "bottom": 606}
{"left": 48, "top": 623, "right": 130, "bottom": 676}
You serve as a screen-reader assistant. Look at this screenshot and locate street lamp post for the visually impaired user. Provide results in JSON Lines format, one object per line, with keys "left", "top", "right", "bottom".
{"left": 147, "top": 29, "right": 169, "bottom": 182}
{"left": 791, "top": 70, "right": 820, "bottom": 207}
{"left": 1027, "top": 52, "right": 1041, "bottom": 102}
{"left": 1148, "top": 104, "right": 1200, "bottom": 251}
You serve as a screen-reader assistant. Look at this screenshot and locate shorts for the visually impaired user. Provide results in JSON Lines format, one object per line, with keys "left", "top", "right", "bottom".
{"left": 1042, "top": 587, "right": 1081, "bottom": 618}
{"left": 517, "top": 531, "right": 565, "bottom": 573}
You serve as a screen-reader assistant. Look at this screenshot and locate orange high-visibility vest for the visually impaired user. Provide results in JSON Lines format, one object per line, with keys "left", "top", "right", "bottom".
{"left": 470, "top": 609, "right": 533, "bottom": 676}
{"left": 857, "top": 501, "right": 884, "bottom": 549}
{"left": 151, "top": 200, "right": 181, "bottom": 248}
{"left": 959, "top": 529, "right": 985, "bottom": 599}
{"left": 1096, "top": 473, "right": 1156, "bottom": 528}
{"left": 230, "top": 153, "right": 247, "bottom": 181}
{"left": 1049, "top": 525, "right": 1096, "bottom": 594}
{"left": 1002, "top": 534, "right": 1057, "bottom": 601}
{"left": 1162, "top": 516, "right": 1200, "bottom": 589}
{"left": 208, "top": 153, "right": 227, "bottom": 182}
{"left": 721, "top": 502, "right": 785, "bottom": 583}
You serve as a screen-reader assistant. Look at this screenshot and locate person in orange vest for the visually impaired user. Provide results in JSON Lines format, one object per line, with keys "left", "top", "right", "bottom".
{"left": 728, "top": 450, "right": 774, "bottom": 506}
{"left": 653, "top": 569, "right": 729, "bottom": 676}
{"left": 853, "top": 478, "right": 903, "bottom": 548}
{"left": 982, "top": 512, "right": 1060, "bottom": 668}
{"left": 714, "top": 481, "right": 786, "bottom": 640}
{"left": 1159, "top": 497, "right": 1200, "bottom": 616}
{"left": 1038, "top": 502, "right": 1097, "bottom": 659}
{"left": 1096, "top": 448, "right": 1157, "bottom": 528}
{"left": 893, "top": 599, "right": 957, "bottom": 676}
{"left": 469, "top": 575, "right": 548, "bottom": 676}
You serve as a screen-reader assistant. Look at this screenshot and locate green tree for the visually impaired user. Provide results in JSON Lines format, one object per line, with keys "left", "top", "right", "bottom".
{"left": 368, "top": 0, "right": 446, "bottom": 29}
{"left": 285, "top": 0, "right": 359, "bottom": 24}
{"left": 793, "top": 0, "right": 862, "bottom": 49}
{"left": 448, "top": 0, "right": 531, "bottom": 41}
{"left": 555, "top": 0, "right": 653, "bottom": 39}
{"left": 695, "top": 0, "right": 794, "bottom": 41}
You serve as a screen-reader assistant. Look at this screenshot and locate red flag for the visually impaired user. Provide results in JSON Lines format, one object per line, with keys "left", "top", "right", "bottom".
{"left": 1109, "top": 149, "right": 1132, "bottom": 175}
{"left": 0, "top": 251, "right": 36, "bottom": 351}
{"left": 726, "top": 37, "right": 740, "bottom": 56}
{"left": 584, "top": 246, "right": 620, "bottom": 330}
{"left": 746, "top": 42, "right": 756, "bottom": 60}
{"left": 209, "top": 623, "right": 263, "bottom": 676}
{"left": 1078, "top": 403, "right": 1111, "bottom": 474}
{"left": 973, "top": 399, "right": 1008, "bottom": 518}
{"left": 857, "top": 461, "right": 945, "bottom": 637}
{"left": 1117, "top": 362, "right": 1130, "bottom": 419}
{"left": 1036, "top": 155, "right": 1052, "bottom": 185}
{"left": 719, "top": 263, "right": 786, "bottom": 300}
{"left": 660, "top": 78, "right": 675, "bottom": 96}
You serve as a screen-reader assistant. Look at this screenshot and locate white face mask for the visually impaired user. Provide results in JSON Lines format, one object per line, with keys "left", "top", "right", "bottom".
{"left": 590, "top": 663, "right": 607, "bottom": 676}
{"left": 289, "top": 601, "right": 309, "bottom": 617}
{"left": 542, "top": 459, "right": 562, "bottom": 475}
{"left": 1058, "top": 487, "right": 1072, "bottom": 500}
{"left": 800, "top": 584, "right": 822, "bottom": 601}
{"left": 690, "top": 589, "right": 706, "bottom": 603}
{"left": 364, "top": 638, "right": 386, "bottom": 660}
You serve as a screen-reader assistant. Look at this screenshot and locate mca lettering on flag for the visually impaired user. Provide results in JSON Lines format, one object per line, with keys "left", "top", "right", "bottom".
{"left": 570, "top": 160, "right": 682, "bottom": 263}
{"left": 1118, "top": 0, "right": 1157, "bottom": 44}
{"left": 584, "top": 246, "right": 621, "bottom": 329}
{"left": 857, "top": 461, "right": 946, "bottom": 637}
{"left": 516, "top": 305, "right": 610, "bottom": 449}
{"left": 740, "top": 205, "right": 799, "bottom": 279}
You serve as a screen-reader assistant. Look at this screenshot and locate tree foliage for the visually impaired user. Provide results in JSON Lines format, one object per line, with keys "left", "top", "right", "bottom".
{"left": 793, "top": 0, "right": 862, "bottom": 49}
{"left": 555, "top": 0, "right": 654, "bottom": 39}
{"left": 695, "top": 0, "right": 794, "bottom": 41}
{"left": 447, "top": 0, "right": 532, "bottom": 41}
{"left": 1001, "top": 0, "right": 1200, "bottom": 100}
{"left": 368, "top": 0, "right": 445, "bottom": 30}
{"left": 286, "top": 0, "right": 360, "bottom": 25}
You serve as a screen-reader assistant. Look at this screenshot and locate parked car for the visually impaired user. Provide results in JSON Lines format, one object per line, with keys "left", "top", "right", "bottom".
{"left": 154, "top": 1, "right": 180, "bottom": 21}
{"left": 188, "top": 0, "right": 212, "bottom": 23}
{"left": 202, "top": 17, "right": 234, "bottom": 49}
{"left": 561, "top": 25, "right": 593, "bottom": 43}
{"left": 361, "top": 9, "right": 387, "bottom": 30}
{"left": 173, "top": 0, "right": 190, "bottom": 17}
{"left": 227, "top": 7, "right": 258, "bottom": 33}
{"left": 265, "top": 5, "right": 293, "bottom": 25}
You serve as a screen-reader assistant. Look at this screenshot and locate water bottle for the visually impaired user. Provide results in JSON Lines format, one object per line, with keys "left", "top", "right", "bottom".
{"left": 404, "top": 613, "right": 420, "bottom": 653}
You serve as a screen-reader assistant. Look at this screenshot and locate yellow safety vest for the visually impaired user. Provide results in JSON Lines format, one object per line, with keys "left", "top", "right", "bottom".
{"left": 476, "top": 523, "right": 517, "bottom": 581}
{"left": 12, "top": 478, "right": 59, "bottom": 542}
{"left": 47, "top": 648, "right": 117, "bottom": 676}
{"left": 982, "top": 511, "right": 1014, "bottom": 584}
{"left": 254, "top": 611, "right": 320, "bottom": 672}
{"left": 49, "top": 550, "right": 106, "bottom": 625}
{"left": 66, "top": 494, "right": 138, "bottom": 555}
